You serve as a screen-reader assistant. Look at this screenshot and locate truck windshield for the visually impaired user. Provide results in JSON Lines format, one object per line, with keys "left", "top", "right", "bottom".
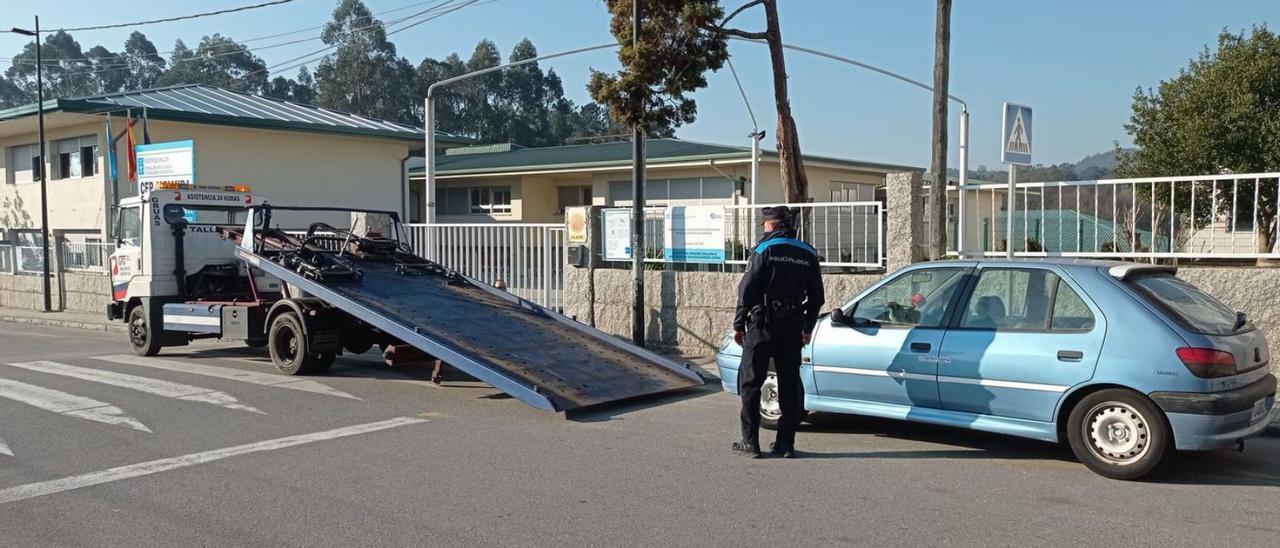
{"left": 1126, "top": 272, "right": 1245, "bottom": 335}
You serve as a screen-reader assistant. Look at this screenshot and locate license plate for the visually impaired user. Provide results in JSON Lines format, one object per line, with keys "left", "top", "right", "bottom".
{"left": 1250, "top": 399, "right": 1269, "bottom": 424}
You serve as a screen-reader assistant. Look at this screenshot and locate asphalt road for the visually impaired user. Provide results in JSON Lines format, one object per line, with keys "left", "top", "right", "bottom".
{"left": 0, "top": 321, "right": 1277, "bottom": 547}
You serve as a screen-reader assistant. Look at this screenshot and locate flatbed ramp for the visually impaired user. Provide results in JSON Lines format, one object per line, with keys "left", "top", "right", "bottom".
{"left": 243, "top": 251, "right": 705, "bottom": 412}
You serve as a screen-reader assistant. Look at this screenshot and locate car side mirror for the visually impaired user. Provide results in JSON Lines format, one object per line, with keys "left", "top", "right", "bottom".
{"left": 830, "top": 307, "right": 849, "bottom": 326}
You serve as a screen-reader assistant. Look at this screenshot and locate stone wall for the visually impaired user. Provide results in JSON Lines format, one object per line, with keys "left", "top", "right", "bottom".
{"left": 0, "top": 270, "right": 109, "bottom": 314}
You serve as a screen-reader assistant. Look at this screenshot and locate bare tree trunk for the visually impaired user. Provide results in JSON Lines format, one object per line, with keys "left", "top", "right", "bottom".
{"left": 763, "top": 0, "right": 807, "bottom": 204}
{"left": 929, "top": 0, "right": 953, "bottom": 259}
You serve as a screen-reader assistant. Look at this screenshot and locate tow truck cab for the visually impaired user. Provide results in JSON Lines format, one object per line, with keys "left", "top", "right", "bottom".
{"left": 107, "top": 183, "right": 283, "bottom": 351}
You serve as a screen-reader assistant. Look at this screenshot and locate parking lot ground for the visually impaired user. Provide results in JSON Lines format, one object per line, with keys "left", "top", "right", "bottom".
{"left": 0, "top": 321, "right": 1278, "bottom": 547}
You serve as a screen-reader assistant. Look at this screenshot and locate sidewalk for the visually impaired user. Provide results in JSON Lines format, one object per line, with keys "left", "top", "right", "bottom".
{"left": 0, "top": 307, "right": 125, "bottom": 333}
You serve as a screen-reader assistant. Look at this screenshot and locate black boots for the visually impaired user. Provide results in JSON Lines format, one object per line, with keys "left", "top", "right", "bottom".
{"left": 731, "top": 441, "right": 762, "bottom": 458}
{"left": 770, "top": 443, "right": 797, "bottom": 459}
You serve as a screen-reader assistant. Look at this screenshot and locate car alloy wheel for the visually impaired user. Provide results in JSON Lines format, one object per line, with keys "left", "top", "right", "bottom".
{"left": 1084, "top": 402, "right": 1151, "bottom": 465}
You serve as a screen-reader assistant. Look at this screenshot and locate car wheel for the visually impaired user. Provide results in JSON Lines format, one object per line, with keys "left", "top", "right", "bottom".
{"left": 1067, "top": 389, "right": 1171, "bottom": 480}
{"left": 128, "top": 305, "right": 162, "bottom": 357}
{"left": 268, "top": 312, "right": 315, "bottom": 376}
{"left": 760, "top": 370, "right": 783, "bottom": 430}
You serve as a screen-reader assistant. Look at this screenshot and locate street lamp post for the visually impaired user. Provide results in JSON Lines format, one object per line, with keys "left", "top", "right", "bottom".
{"left": 12, "top": 17, "right": 52, "bottom": 312}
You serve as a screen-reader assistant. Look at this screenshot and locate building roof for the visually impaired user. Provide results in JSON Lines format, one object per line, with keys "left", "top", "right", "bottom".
{"left": 0, "top": 84, "right": 470, "bottom": 144}
{"left": 409, "top": 138, "right": 920, "bottom": 176}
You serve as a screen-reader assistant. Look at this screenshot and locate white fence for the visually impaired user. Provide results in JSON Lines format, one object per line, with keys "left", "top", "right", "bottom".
{"left": 952, "top": 173, "right": 1280, "bottom": 259}
{"left": 404, "top": 223, "right": 566, "bottom": 311}
{"left": 0, "top": 244, "right": 13, "bottom": 274}
{"left": 61, "top": 242, "right": 114, "bottom": 272}
{"left": 14, "top": 245, "right": 44, "bottom": 274}
{"left": 601, "top": 202, "right": 885, "bottom": 268}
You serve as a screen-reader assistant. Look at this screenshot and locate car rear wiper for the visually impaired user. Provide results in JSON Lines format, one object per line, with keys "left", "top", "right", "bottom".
{"left": 1234, "top": 311, "right": 1248, "bottom": 332}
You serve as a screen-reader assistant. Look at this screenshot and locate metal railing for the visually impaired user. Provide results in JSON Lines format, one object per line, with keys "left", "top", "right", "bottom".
{"left": 61, "top": 242, "right": 114, "bottom": 272}
{"left": 600, "top": 202, "right": 885, "bottom": 268}
{"left": 15, "top": 245, "right": 44, "bottom": 274}
{"left": 951, "top": 173, "right": 1280, "bottom": 259}
{"left": 403, "top": 223, "right": 566, "bottom": 311}
{"left": 0, "top": 244, "right": 13, "bottom": 274}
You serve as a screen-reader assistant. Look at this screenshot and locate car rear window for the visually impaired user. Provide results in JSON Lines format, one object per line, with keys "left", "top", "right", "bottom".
{"left": 1126, "top": 273, "right": 1245, "bottom": 335}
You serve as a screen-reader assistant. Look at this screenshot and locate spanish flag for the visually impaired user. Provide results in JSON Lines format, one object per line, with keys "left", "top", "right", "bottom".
{"left": 126, "top": 115, "right": 137, "bottom": 183}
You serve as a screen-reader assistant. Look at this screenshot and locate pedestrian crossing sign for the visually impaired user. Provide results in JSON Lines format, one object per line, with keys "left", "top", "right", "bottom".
{"left": 1001, "top": 102, "right": 1033, "bottom": 165}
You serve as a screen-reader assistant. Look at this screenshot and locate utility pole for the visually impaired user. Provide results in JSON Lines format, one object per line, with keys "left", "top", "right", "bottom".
{"left": 630, "top": 0, "right": 646, "bottom": 346}
{"left": 12, "top": 17, "right": 50, "bottom": 312}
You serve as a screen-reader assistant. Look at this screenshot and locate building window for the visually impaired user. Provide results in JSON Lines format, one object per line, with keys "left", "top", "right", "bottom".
{"left": 557, "top": 185, "right": 592, "bottom": 213}
{"left": 52, "top": 135, "right": 99, "bottom": 180}
{"left": 409, "top": 188, "right": 422, "bottom": 223}
{"left": 830, "top": 181, "right": 874, "bottom": 202}
{"left": 7, "top": 143, "right": 41, "bottom": 184}
{"left": 607, "top": 177, "right": 736, "bottom": 206}
{"left": 470, "top": 186, "right": 512, "bottom": 215}
{"left": 438, "top": 186, "right": 513, "bottom": 216}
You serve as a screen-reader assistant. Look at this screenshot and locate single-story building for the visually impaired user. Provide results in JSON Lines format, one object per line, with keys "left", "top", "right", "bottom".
{"left": 407, "top": 139, "right": 921, "bottom": 224}
{"left": 0, "top": 84, "right": 468, "bottom": 249}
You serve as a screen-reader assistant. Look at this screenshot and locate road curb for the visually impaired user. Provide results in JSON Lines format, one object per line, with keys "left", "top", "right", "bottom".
{"left": 0, "top": 314, "right": 126, "bottom": 334}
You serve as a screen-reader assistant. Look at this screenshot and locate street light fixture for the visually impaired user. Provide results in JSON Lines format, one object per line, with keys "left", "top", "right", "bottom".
{"left": 11, "top": 17, "right": 53, "bottom": 312}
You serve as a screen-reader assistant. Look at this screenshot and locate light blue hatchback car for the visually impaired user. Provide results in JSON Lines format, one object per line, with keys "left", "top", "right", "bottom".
{"left": 716, "top": 259, "right": 1277, "bottom": 479}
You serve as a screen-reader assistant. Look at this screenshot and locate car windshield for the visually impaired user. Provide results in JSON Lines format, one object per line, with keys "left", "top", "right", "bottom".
{"left": 1126, "top": 272, "right": 1244, "bottom": 335}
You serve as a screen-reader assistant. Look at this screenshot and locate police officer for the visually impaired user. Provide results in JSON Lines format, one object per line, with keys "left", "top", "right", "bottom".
{"left": 732, "top": 206, "right": 824, "bottom": 458}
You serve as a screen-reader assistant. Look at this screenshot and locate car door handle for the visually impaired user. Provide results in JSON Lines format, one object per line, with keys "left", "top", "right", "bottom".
{"left": 1057, "top": 350, "right": 1084, "bottom": 362}
{"left": 910, "top": 342, "right": 932, "bottom": 353}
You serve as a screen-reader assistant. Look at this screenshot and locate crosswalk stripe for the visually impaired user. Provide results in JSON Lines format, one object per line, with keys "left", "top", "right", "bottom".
{"left": 0, "top": 435, "right": 11, "bottom": 457}
{"left": 91, "top": 355, "right": 360, "bottom": 400}
{"left": 0, "top": 417, "right": 428, "bottom": 505}
{"left": 0, "top": 378, "right": 152, "bottom": 433}
{"left": 5, "top": 361, "right": 265, "bottom": 415}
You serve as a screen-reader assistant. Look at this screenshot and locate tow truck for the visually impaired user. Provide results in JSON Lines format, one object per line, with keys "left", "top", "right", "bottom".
{"left": 107, "top": 184, "right": 704, "bottom": 411}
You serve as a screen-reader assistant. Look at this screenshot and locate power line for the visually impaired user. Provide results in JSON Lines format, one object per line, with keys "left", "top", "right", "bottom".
{"left": 9, "top": 0, "right": 474, "bottom": 80}
{"left": 51, "top": 0, "right": 300, "bottom": 33}
{"left": 1, "top": 0, "right": 454, "bottom": 63}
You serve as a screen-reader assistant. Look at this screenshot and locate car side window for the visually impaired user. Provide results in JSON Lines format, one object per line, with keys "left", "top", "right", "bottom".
{"left": 1050, "top": 278, "right": 1095, "bottom": 330}
{"left": 960, "top": 268, "right": 1058, "bottom": 330}
{"left": 851, "top": 267, "right": 966, "bottom": 328}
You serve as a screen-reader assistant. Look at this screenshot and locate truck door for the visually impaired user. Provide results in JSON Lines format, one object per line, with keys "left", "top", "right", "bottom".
{"left": 110, "top": 204, "right": 143, "bottom": 301}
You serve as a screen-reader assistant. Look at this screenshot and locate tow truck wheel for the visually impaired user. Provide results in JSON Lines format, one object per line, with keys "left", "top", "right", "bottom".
{"left": 268, "top": 312, "right": 316, "bottom": 375}
{"left": 128, "top": 306, "right": 162, "bottom": 357}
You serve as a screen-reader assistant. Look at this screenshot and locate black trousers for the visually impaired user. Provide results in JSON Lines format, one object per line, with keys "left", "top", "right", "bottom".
{"left": 738, "top": 322, "right": 804, "bottom": 450}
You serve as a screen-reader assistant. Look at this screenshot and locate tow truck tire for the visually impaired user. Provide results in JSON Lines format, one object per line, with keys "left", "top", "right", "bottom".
{"left": 128, "top": 306, "right": 162, "bottom": 357}
{"left": 268, "top": 312, "right": 316, "bottom": 375}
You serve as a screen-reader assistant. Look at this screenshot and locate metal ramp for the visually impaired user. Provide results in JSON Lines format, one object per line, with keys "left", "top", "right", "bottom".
{"left": 238, "top": 248, "right": 705, "bottom": 412}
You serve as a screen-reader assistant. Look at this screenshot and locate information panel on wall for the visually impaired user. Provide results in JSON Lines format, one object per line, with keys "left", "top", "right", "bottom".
{"left": 663, "top": 205, "right": 726, "bottom": 264}
{"left": 136, "top": 140, "right": 195, "bottom": 192}
{"left": 602, "top": 208, "right": 633, "bottom": 261}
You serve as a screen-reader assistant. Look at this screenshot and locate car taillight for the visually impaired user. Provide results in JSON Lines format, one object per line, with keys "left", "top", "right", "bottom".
{"left": 1175, "top": 347, "right": 1236, "bottom": 378}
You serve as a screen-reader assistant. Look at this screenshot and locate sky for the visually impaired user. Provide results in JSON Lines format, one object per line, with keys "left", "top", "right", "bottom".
{"left": 3, "top": 0, "right": 1277, "bottom": 169}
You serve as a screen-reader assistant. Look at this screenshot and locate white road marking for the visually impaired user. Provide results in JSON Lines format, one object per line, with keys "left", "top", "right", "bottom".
{"left": 0, "top": 417, "right": 428, "bottom": 505}
{"left": 5, "top": 361, "right": 265, "bottom": 415}
{"left": 0, "top": 435, "right": 11, "bottom": 457}
{"left": 92, "top": 355, "right": 360, "bottom": 400}
{"left": 0, "top": 378, "right": 151, "bottom": 432}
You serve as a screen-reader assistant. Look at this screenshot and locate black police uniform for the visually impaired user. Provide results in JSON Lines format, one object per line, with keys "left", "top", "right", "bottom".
{"left": 733, "top": 213, "right": 824, "bottom": 457}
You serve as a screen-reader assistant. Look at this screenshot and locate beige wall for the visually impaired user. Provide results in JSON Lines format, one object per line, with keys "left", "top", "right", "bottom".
{"left": 418, "top": 159, "right": 900, "bottom": 224}
{"left": 1, "top": 119, "right": 109, "bottom": 235}
{"left": 2, "top": 116, "right": 414, "bottom": 236}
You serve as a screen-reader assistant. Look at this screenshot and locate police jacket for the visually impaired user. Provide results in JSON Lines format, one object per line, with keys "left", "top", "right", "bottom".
{"left": 733, "top": 227, "right": 825, "bottom": 333}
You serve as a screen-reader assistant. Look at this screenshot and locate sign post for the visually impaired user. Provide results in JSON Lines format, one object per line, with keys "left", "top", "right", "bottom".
{"left": 663, "top": 206, "right": 726, "bottom": 264}
{"left": 1001, "top": 102, "right": 1032, "bottom": 259}
{"left": 135, "top": 140, "right": 195, "bottom": 194}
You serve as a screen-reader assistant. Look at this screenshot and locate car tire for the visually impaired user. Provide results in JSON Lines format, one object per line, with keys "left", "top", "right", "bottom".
{"left": 128, "top": 305, "right": 162, "bottom": 357}
{"left": 758, "top": 369, "right": 808, "bottom": 430}
{"left": 1067, "top": 389, "right": 1171, "bottom": 480}
{"left": 268, "top": 312, "right": 315, "bottom": 376}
